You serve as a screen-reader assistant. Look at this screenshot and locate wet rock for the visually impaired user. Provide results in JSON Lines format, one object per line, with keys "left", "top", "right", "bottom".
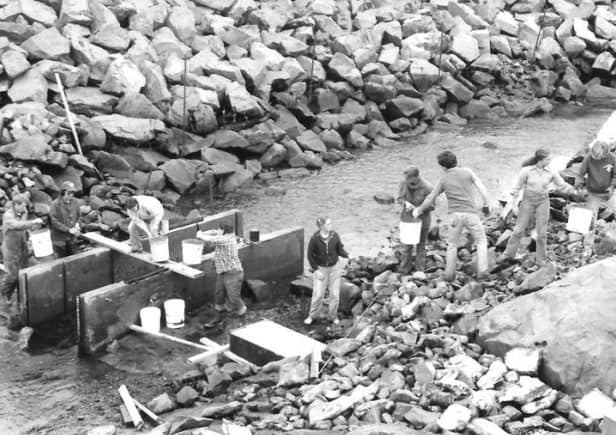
{"left": 176, "top": 386, "right": 199, "bottom": 407}
{"left": 21, "top": 27, "right": 70, "bottom": 60}
{"left": 86, "top": 425, "right": 116, "bottom": 435}
{"left": 374, "top": 193, "right": 395, "bottom": 205}
{"left": 147, "top": 393, "right": 177, "bottom": 414}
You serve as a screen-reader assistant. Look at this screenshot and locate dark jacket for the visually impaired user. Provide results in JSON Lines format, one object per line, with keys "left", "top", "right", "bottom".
{"left": 307, "top": 231, "right": 349, "bottom": 270}
{"left": 397, "top": 178, "right": 433, "bottom": 221}
{"left": 50, "top": 197, "right": 81, "bottom": 243}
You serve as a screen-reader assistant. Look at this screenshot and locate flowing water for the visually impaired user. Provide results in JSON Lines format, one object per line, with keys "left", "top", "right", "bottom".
{"left": 1, "top": 104, "right": 614, "bottom": 434}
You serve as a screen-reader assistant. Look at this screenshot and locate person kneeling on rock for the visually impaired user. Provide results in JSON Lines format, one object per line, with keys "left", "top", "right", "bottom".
{"left": 125, "top": 195, "right": 164, "bottom": 253}
{"left": 397, "top": 166, "right": 433, "bottom": 273}
{"left": 413, "top": 151, "right": 491, "bottom": 281}
{"left": 305, "top": 217, "right": 349, "bottom": 326}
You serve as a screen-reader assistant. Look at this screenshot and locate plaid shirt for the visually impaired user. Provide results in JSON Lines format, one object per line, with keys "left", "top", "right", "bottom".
{"left": 209, "top": 235, "right": 243, "bottom": 273}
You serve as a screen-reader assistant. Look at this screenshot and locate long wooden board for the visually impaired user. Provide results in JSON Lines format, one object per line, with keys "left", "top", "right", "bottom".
{"left": 82, "top": 232, "right": 204, "bottom": 279}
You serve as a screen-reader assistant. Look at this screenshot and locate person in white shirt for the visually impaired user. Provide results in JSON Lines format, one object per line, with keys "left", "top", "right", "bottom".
{"left": 125, "top": 195, "right": 164, "bottom": 253}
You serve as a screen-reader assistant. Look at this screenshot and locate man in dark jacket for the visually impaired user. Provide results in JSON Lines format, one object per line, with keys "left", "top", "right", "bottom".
{"left": 305, "top": 217, "right": 349, "bottom": 325}
{"left": 50, "top": 181, "right": 81, "bottom": 257}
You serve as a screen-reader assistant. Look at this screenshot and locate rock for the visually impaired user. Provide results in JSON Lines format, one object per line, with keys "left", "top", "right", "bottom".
{"left": 450, "top": 33, "right": 480, "bottom": 63}
{"left": 595, "top": 16, "right": 616, "bottom": 40}
{"left": 206, "top": 130, "right": 250, "bottom": 150}
{"left": 220, "top": 169, "right": 254, "bottom": 193}
{"left": 563, "top": 36, "right": 586, "bottom": 57}
{"left": 296, "top": 130, "right": 327, "bottom": 153}
{"left": 384, "top": 96, "right": 424, "bottom": 120}
{"left": 21, "top": 27, "right": 70, "bottom": 60}
{"left": 7, "top": 69, "right": 47, "bottom": 103}
{"left": 504, "top": 348, "right": 541, "bottom": 375}
{"left": 198, "top": 401, "right": 242, "bottom": 418}
{"left": 0, "top": 135, "right": 62, "bottom": 167}
{"left": 65, "top": 87, "right": 118, "bottom": 115}
{"left": 278, "top": 357, "right": 309, "bottom": 387}
{"left": 494, "top": 11, "right": 519, "bottom": 36}
{"left": 449, "top": 354, "right": 485, "bottom": 383}
{"left": 90, "top": 150, "right": 133, "bottom": 178}
{"left": 201, "top": 148, "right": 239, "bottom": 165}
{"left": 260, "top": 143, "right": 287, "bottom": 168}
{"left": 440, "top": 73, "right": 473, "bottom": 103}
{"left": 100, "top": 56, "right": 146, "bottom": 95}
{"left": 404, "top": 406, "right": 440, "bottom": 429}
{"left": 141, "top": 61, "right": 172, "bottom": 105}
{"left": 516, "top": 262, "right": 557, "bottom": 294}
{"left": 327, "top": 338, "right": 361, "bottom": 357}
{"left": 438, "top": 404, "right": 472, "bottom": 432}
{"left": 35, "top": 60, "right": 88, "bottom": 88}
{"left": 175, "top": 386, "right": 199, "bottom": 407}
{"left": 468, "top": 418, "right": 509, "bottom": 435}
{"left": 593, "top": 52, "right": 615, "bottom": 73}
{"left": 373, "top": 193, "right": 395, "bottom": 205}
{"left": 147, "top": 393, "right": 177, "bottom": 414}
{"left": 409, "top": 59, "right": 441, "bottom": 91}
{"left": 328, "top": 53, "right": 363, "bottom": 87}
{"left": 167, "top": 6, "right": 195, "bottom": 44}
{"left": 90, "top": 25, "right": 130, "bottom": 52}
{"left": 1, "top": 50, "right": 30, "bottom": 79}
{"left": 459, "top": 100, "right": 490, "bottom": 119}
{"left": 70, "top": 37, "right": 111, "bottom": 82}
{"left": 240, "top": 120, "right": 286, "bottom": 154}
{"left": 478, "top": 258, "right": 616, "bottom": 395}
{"left": 586, "top": 84, "right": 616, "bottom": 103}
{"left": 58, "top": 0, "right": 91, "bottom": 27}
{"left": 477, "top": 360, "right": 507, "bottom": 389}
{"left": 116, "top": 93, "right": 164, "bottom": 120}
{"left": 347, "top": 423, "right": 419, "bottom": 435}
{"left": 93, "top": 114, "right": 164, "bottom": 144}
{"left": 86, "top": 425, "right": 116, "bottom": 435}
{"left": 160, "top": 159, "right": 204, "bottom": 194}
{"left": 225, "top": 81, "right": 263, "bottom": 118}
{"left": 576, "top": 388, "right": 616, "bottom": 419}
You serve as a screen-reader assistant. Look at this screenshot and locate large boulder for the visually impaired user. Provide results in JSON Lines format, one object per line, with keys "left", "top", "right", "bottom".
{"left": 0, "top": 135, "right": 67, "bottom": 168}
{"left": 65, "top": 87, "right": 118, "bottom": 115}
{"left": 100, "top": 56, "right": 146, "bottom": 95}
{"left": 21, "top": 27, "right": 70, "bottom": 60}
{"left": 160, "top": 158, "right": 205, "bottom": 194}
{"left": 478, "top": 258, "right": 616, "bottom": 396}
{"left": 7, "top": 69, "right": 47, "bottom": 103}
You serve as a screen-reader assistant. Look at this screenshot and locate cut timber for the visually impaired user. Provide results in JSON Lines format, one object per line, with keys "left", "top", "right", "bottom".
{"left": 82, "top": 232, "right": 204, "bottom": 279}
{"left": 118, "top": 384, "right": 144, "bottom": 429}
{"left": 129, "top": 324, "right": 210, "bottom": 351}
{"left": 186, "top": 344, "right": 230, "bottom": 364}
{"left": 199, "top": 337, "right": 258, "bottom": 370}
{"left": 229, "top": 319, "right": 326, "bottom": 366}
{"left": 133, "top": 398, "right": 160, "bottom": 424}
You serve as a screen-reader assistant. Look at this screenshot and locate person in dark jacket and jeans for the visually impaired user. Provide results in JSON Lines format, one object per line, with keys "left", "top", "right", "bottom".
{"left": 305, "top": 217, "right": 349, "bottom": 325}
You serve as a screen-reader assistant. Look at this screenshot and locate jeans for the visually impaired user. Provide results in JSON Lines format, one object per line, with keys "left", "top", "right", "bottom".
{"left": 400, "top": 212, "right": 431, "bottom": 272}
{"left": 215, "top": 269, "right": 245, "bottom": 313}
{"left": 586, "top": 191, "right": 615, "bottom": 220}
{"left": 128, "top": 217, "right": 162, "bottom": 251}
{"left": 309, "top": 263, "right": 341, "bottom": 320}
{"left": 504, "top": 191, "right": 549, "bottom": 265}
{"left": 445, "top": 212, "right": 488, "bottom": 278}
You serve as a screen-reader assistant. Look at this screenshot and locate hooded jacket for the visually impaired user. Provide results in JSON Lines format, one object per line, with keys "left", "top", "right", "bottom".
{"left": 307, "top": 231, "right": 349, "bottom": 270}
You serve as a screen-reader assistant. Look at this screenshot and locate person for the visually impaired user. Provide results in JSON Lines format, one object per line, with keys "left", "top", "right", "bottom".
{"left": 305, "top": 217, "right": 349, "bottom": 325}
{"left": 1, "top": 193, "right": 44, "bottom": 302}
{"left": 125, "top": 195, "right": 164, "bottom": 252}
{"left": 79, "top": 204, "right": 111, "bottom": 234}
{"left": 499, "top": 148, "right": 578, "bottom": 266}
{"left": 413, "top": 150, "right": 491, "bottom": 281}
{"left": 196, "top": 223, "right": 247, "bottom": 316}
{"left": 397, "top": 166, "right": 433, "bottom": 273}
{"left": 576, "top": 140, "right": 616, "bottom": 219}
{"left": 50, "top": 181, "right": 82, "bottom": 257}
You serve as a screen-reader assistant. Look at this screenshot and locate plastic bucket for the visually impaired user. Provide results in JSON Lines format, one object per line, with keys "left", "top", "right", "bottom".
{"left": 182, "top": 239, "right": 204, "bottom": 265}
{"left": 164, "top": 299, "right": 185, "bottom": 329}
{"left": 150, "top": 235, "right": 169, "bottom": 262}
{"left": 249, "top": 229, "right": 260, "bottom": 242}
{"left": 567, "top": 207, "right": 593, "bottom": 233}
{"left": 30, "top": 229, "right": 54, "bottom": 258}
{"left": 140, "top": 307, "right": 161, "bottom": 333}
{"left": 400, "top": 220, "right": 422, "bottom": 245}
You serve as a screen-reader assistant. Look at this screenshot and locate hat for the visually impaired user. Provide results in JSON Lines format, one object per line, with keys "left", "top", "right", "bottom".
{"left": 404, "top": 166, "right": 420, "bottom": 177}
{"left": 61, "top": 181, "right": 77, "bottom": 192}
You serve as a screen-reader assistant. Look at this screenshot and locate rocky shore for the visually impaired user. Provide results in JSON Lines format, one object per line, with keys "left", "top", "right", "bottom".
{"left": 74, "top": 205, "right": 616, "bottom": 435}
{"left": 1, "top": 0, "right": 616, "bottom": 230}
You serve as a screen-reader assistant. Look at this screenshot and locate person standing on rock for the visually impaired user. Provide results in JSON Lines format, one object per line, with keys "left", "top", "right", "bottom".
{"left": 125, "top": 195, "right": 164, "bottom": 253}
{"left": 196, "top": 224, "right": 247, "bottom": 317}
{"left": 499, "top": 149, "right": 577, "bottom": 267}
{"left": 576, "top": 140, "right": 616, "bottom": 220}
{"left": 413, "top": 151, "right": 491, "bottom": 281}
{"left": 1, "top": 193, "right": 44, "bottom": 303}
{"left": 397, "top": 166, "right": 433, "bottom": 273}
{"left": 50, "top": 181, "right": 82, "bottom": 258}
{"left": 305, "top": 217, "right": 349, "bottom": 325}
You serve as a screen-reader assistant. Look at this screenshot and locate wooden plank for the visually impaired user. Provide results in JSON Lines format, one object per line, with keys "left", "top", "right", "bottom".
{"left": 82, "top": 232, "right": 204, "bottom": 279}
{"left": 186, "top": 344, "right": 230, "bottom": 365}
{"left": 118, "top": 385, "right": 144, "bottom": 430}
{"left": 24, "top": 259, "right": 65, "bottom": 324}
{"left": 128, "top": 324, "right": 209, "bottom": 350}
{"left": 64, "top": 247, "right": 112, "bottom": 311}
{"left": 78, "top": 272, "right": 185, "bottom": 354}
{"left": 112, "top": 251, "right": 158, "bottom": 283}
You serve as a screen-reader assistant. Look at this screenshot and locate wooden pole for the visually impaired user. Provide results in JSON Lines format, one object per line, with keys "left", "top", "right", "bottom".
{"left": 54, "top": 73, "right": 83, "bottom": 156}
{"left": 182, "top": 56, "right": 188, "bottom": 152}
{"left": 133, "top": 397, "right": 161, "bottom": 424}
{"left": 198, "top": 336, "right": 258, "bottom": 370}
{"left": 308, "top": 17, "right": 317, "bottom": 103}
{"left": 186, "top": 344, "right": 230, "bottom": 364}
{"left": 118, "top": 384, "right": 144, "bottom": 430}
{"left": 129, "top": 324, "right": 210, "bottom": 350}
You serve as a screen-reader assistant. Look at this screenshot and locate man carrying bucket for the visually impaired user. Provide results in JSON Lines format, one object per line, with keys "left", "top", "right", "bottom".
{"left": 397, "top": 166, "right": 433, "bottom": 273}
{"left": 1, "top": 193, "right": 44, "bottom": 303}
{"left": 576, "top": 140, "right": 616, "bottom": 220}
{"left": 125, "top": 195, "right": 164, "bottom": 253}
{"left": 196, "top": 224, "right": 247, "bottom": 317}
{"left": 50, "top": 181, "right": 82, "bottom": 257}
{"left": 413, "top": 151, "right": 491, "bottom": 281}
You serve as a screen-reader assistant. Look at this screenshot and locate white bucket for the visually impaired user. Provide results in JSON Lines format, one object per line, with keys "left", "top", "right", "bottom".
{"left": 400, "top": 220, "right": 422, "bottom": 245}
{"left": 30, "top": 229, "right": 54, "bottom": 258}
{"left": 140, "top": 307, "right": 161, "bottom": 333}
{"left": 164, "top": 299, "right": 185, "bottom": 329}
{"left": 150, "top": 235, "right": 169, "bottom": 262}
{"left": 182, "top": 239, "right": 204, "bottom": 265}
{"left": 567, "top": 207, "right": 593, "bottom": 234}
